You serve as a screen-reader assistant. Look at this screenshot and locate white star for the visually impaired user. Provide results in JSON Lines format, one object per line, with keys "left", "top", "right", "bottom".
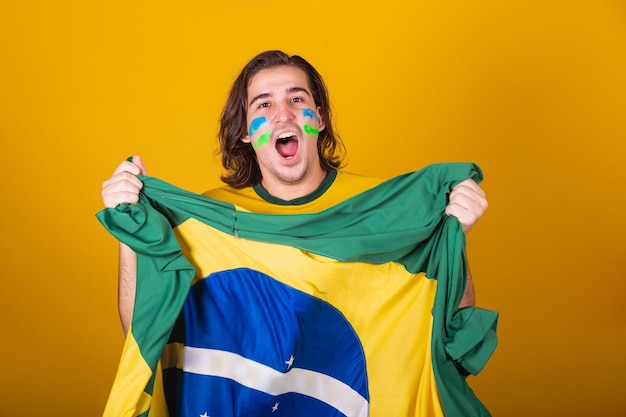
{"left": 200, "top": 412, "right": 209, "bottom": 417}
{"left": 285, "top": 354, "right": 294, "bottom": 370}
{"left": 272, "top": 402, "right": 279, "bottom": 412}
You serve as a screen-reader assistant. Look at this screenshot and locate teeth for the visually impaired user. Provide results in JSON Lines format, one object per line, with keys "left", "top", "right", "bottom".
{"left": 278, "top": 132, "right": 295, "bottom": 139}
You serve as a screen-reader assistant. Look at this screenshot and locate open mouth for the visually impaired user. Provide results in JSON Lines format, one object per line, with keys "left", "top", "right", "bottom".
{"left": 276, "top": 132, "right": 298, "bottom": 158}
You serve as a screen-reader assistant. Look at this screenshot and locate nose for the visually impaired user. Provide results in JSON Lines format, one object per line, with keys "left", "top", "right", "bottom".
{"left": 274, "top": 102, "right": 295, "bottom": 123}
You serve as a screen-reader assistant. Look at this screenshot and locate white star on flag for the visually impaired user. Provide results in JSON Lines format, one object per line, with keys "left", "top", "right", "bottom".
{"left": 285, "top": 354, "right": 294, "bottom": 370}
{"left": 272, "top": 402, "right": 279, "bottom": 412}
{"left": 200, "top": 412, "right": 209, "bottom": 417}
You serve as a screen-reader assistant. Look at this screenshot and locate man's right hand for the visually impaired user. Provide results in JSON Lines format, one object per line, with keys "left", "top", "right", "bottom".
{"left": 101, "top": 155, "right": 147, "bottom": 208}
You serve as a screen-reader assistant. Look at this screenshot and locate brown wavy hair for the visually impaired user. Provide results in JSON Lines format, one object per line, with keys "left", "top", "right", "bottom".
{"left": 218, "top": 50, "right": 345, "bottom": 188}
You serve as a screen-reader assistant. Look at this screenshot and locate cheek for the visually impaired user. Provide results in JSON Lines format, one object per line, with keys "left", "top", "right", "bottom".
{"left": 249, "top": 117, "right": 267, "bottom": 136}
{"left": 302, "top": 108, "right": 318, "bottom": 120}
{"left": 253, "top": 131, "right": 271, "bottom": 149}
{"left": 303, "top": 124, "right": 320, "bottom": 136}
{"left": 248, "top": 117, "right": 271, "bottom": 148}
{"left": 302, "top": 109, "right": 321, "bottom": 136}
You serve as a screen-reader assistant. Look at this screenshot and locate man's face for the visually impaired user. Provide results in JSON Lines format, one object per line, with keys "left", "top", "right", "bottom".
{"left": 243, "top": 65, "right": 326, "bottom": 198}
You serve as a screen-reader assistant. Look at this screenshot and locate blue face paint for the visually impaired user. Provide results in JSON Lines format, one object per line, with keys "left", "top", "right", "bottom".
{"left": 302, "top": 109, "right": 320, "bottom": 136}
{"left": 249, "top": 117, "right": 267, "bottom": 137}
{"left": 302, "top": 108, "right": 318, "bottom": 120}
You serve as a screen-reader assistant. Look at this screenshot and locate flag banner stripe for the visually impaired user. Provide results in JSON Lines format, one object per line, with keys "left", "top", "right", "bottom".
{"left": 183, "top": 347, "right": 369, "bottom": 417}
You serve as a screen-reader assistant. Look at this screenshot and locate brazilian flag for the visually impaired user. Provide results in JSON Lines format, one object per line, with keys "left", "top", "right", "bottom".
{"left": 96, "top": 162, "right": 498, "bottom": 417}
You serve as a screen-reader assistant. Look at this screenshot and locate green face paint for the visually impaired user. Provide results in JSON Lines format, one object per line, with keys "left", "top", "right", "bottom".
{"left": 253, "top": 130, "right": 271, "bottom": 149}
{"left": 303, "top": 109, "right": 320, "bottom": 136}
{"left": 303, "top": 124, "right": 319, "bottom": 135}
{"left": 248, "top": 117, "right": 270, "bottom": 149}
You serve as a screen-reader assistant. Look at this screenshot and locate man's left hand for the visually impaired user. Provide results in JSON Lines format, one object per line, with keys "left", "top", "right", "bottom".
{"left": 445, "top": 179, "right": 488, "bottom": 233}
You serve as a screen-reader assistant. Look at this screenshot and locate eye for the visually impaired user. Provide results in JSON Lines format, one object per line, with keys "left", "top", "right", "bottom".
{"left": 291, "top": 97, "right": 304, "bottom": 103}
{"left": 259, "top": 102, "right": 270, "bottom": 108}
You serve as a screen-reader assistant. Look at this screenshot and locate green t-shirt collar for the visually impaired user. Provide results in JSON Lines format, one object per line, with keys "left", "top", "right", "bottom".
{"left": 252, "top": 170, "right": 337, "bottom": 205}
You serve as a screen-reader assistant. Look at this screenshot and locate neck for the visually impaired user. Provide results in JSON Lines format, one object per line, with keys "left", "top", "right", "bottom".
{"left": 260, "top": 169, "right": 328, "bottom": 201}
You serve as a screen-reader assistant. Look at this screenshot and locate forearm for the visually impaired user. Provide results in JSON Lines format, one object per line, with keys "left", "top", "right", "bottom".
{"left": 118, "top": 242, "right": 137, "bottom": 336}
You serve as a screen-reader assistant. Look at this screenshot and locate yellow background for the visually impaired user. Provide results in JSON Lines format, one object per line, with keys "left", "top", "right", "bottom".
{"left": 1, "top": 1, "right": 625, "bottom": 416}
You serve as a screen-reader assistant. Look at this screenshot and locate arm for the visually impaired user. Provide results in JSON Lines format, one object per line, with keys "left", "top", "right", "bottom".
{"left": 117, "top": 243, "right": 137, "bottom": 335}
{"left": 458, "top": 264, "right": 476, "bottom": 308}
{"left": 101, "top": 155, "right": 147, "bottom": 335}
{"left": 445, "top": 179, "right": 487, "bottom": 307}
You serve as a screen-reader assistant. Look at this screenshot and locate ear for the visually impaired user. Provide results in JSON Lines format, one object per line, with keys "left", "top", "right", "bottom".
{"left": 316, "top": 107, "right": 326, "bottom": 132}
{"left": 241, "top": 135, "right": 251, "bottom": 144}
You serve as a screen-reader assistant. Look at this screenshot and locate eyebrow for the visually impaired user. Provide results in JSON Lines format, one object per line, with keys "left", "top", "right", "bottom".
{"left": 248, "top": 87, "right": 313, "bottom": 109}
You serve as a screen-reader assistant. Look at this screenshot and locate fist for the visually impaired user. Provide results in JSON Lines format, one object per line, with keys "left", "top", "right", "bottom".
{"left": 445, "top": 179, "right": 488, "bottom": 233}
{"left": 101, "top": 155, "right": 147, "bottom": 208}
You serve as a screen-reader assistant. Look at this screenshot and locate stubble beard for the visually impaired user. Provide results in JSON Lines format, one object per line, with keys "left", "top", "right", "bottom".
{"left": 269, "top": 162, "right": 309, "bottom": 186}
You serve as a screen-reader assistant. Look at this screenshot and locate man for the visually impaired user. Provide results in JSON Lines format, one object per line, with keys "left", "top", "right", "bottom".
{"left": 101, "top": 50, "right": 494, "bottom": 417}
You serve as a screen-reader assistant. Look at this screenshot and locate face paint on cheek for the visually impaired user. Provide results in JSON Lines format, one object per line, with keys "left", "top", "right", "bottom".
{"left": 302, "top": 108, "right": 318, "bottom": 121}
{"left": 302, "top": 108, "right": 320, "bottom": 136}
{"left": 253, "top": 131, "right": 270, "bottom": 149}
{"left": 248, "top": 117, "right": 266, "bottom": 137}
{"left": 248, "top": 117, "right": 271, "bottom": 149}
{"left": 303, "top": 124, "right": 319, "bottom": 135}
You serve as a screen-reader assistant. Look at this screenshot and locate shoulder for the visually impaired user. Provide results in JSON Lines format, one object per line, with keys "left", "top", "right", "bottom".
{"left": 331, "top": 171, "right": 385, "bottom": 196}
{"left": 316, "top": 171, "right": 385, "bottom": 207}
{"left": 203, "top": 184, "right": 256, "bottom": 201}
{"left": 202, "top": 185, "right": 261, "bottom": 212}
